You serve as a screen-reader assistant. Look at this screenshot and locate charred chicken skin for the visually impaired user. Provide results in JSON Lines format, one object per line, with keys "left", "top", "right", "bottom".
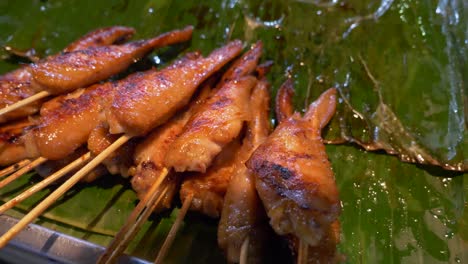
{"left": 218, "top": 78, "right": 272, "bottom": 263}
{"left": 0, "top": 39, "right": 242, "bottom": 168}
{"left": 0, "top": 26, "right": 136, "bottom": 123}
{"left": 246, "top": 87, "right": 340, "bottom": 247}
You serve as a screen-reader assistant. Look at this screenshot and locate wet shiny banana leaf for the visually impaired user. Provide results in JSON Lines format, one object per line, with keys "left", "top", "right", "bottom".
{"left": 0, "top": 0, "right": 467, "bottom": 263}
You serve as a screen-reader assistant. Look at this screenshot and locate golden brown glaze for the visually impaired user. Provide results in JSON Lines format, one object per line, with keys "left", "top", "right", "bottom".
{"left": 31, "top": 26, "right": 193, "bottom": 94}
{"left": 87, "top": 123, "right": 136, "bottom": 177}
{"left": 0, "top": 118, "right": 34, "bottom": 166}
{"left": 0, "top": 26, "right": 137, "bottom": 124}
{"left": 26, "top": 82, "right": 113, "bottom": 160}
{"left": 107, "top": 40, "right": 243, "bottom": 136}
{"left": 246, "top": 88, "right": 340, "bottom": 247}
{"left": 130, "top": 85, "right": 212, "bottom": 201}
{"left": 275, "top": 78, "right": 294, "bottom": 123}
{"left": 218, "top": 79, "right": 272, "bottom": 263}
{"left": 218, "top": 41, "right": 263, "bottom": 85}
{"left": 179, "top": 139, "right": 242, "bottom": 218}
{"left": 63, "top": 26, "right": 135, "bottom": 52}
{"left": 165, "top": 75, "right": 256, "bottom": 172}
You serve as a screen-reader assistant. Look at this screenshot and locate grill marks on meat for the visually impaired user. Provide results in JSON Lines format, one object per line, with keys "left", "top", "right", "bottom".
{"left": 246, "top": 88, "right": 340, "bottom": 247}
{"left": 165, "top": 76, "right": 256, "bottom": 172}
{"left": 218, "top": 78, "right": 272, "bottom": 263}
{"left": 0, "top": 119, "right": 34, "bottom": 166}
{"left": 179, "top": 138, "right": 242, "bottom": 217}
{"left": 107, "top": 40, "right": 243, "bottom": 136}
{"left": 0, "top": 26, "right": 137, "bottom": 124}
{"left": 30, "top": 26, "right": 193, "bottom": 95}
{"left": 13, "top": 40, "right": 242, "bottom": 164}
{"left": 63, "top": 26, "right": 135, "bottom": 53}
{"left": 130, "top": 84, "right": 212, "bottom": 206}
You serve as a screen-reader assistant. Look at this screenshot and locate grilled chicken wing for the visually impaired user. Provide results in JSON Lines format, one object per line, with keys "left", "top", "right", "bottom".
{"left": 63, "top": 26, "right": 135, "bottom": 52}
{"left": 165, "top": 75, "right": 255, "bottom": 172}
{"left": 0, "top": 118, "right": 34, "bottom": 166}
{"left": 179, "top": 138, "right": 242, "bottom": 217}
{"left": 31, "top": 26, "right": 193, "bottom": 95}
{"left": 25, "top": 82, "right": 114, "bottom": 160}
{"left": 218, "top": 78, "right": 271, "bottom": 263}
{"left": 107, "top": 40, "right": 243, "bottom": 136}
{"left": 0, "top": 26, "right": 136, "bottom": 123}
{"left": 130, "top": 84, "right": 212, "bottom": 204}
{"left": 246, "top": 87, "right": 340, "bottom": 247}
{"left": 1, "top": 41, "right": 241, "bottom": 166}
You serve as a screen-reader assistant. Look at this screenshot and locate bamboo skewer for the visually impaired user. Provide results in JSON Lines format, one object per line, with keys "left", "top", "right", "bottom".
{"left": 0, "top": 159, "right": 31, "bottom": 178}
{"left": 0, "top": 152, "right": 92, "bottom": 214}
{"left": 239, "top": 237, "right": 250, "bottom": 264}
{"left": 0, "top": 157, "right": 47, "bottom": 189}
{"left": 0, "top": 91, "right": 50, "bottom": 117}
{"left": 0, "top": 134, "right": 130, "bottom": 248}
{"left": 154, "top": 194, "right": 193, "bottom": 264}
{"left": 97, "top": 168, "right": 170, "bottom": 264}
{"left": 298, "top": 239, "right": 308, "bottom": 264}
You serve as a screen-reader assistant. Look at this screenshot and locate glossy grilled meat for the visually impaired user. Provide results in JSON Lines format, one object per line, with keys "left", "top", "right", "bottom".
{"left": 31, "top": 26, "right": 193, "bottom": 95}
{"left": 0, "top": 26, "right": 136, "bottom": 123}
{"left": 175, "top": 43, "right": 264, "bottom": 217}
{"left": 107, "top": 40, "right": 243, "bottom": 136}
{"left": 179, "top": 138, "right": 242, "bottom": 217}
{"left": 26, "top": 82, "right": 114, "bottom": 160}
{"left": 246, "top": 88, "right": 340, "bottom": 247}
{"left": 87, "top": 123, "right": 136, "bottom": 177}
{"left": 218, "top": 78, "right": 271, "bottom": 263}
{"left": 0, "top": 118, "right": 34, "bottom": 166}
{"left": 1, "top": 41, "right": 241, "bottom": 166}
{"left": 130, "top": 85, "right": 212, "bottom": 203}
{"left": 62, "top": 26, "right": 135, "bottom": 52}
{"left": 165, "top": 75, "right": 256, "bottom": 172}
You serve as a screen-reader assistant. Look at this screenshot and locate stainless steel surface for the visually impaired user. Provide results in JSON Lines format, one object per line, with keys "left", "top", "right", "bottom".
{"left": 0, "top": 215, "right": 149, "bottom": 264}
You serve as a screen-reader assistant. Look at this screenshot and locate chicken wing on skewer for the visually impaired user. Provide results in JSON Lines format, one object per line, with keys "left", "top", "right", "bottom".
{"left": 0, "top": 40, "right": 243, "bottom": 166}
{"left": 246, "top": 86, "right": 340, "bottom": 247}
{"left": 130, "top": 83, "right": 213, "bottom": 212}
{"left": 218, "top": 78, "right": 272, "bottom": 263}
{"left": 0, "top": 26, "right": 136, "bottom": 123}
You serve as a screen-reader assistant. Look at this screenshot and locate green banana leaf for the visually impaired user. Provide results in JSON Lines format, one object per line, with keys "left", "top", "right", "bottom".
{"left": 0, "top": 0, "right": 466, "bottom": 263}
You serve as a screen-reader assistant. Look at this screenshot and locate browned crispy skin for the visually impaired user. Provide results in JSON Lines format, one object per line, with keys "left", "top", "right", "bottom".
{"left": 165, "top": 75, "right": 256, "bottom": 172}
{"left": 246, "top": 88, "right": 340, "bottom": 247}
{"left": 25, "top": 82, "right": 113, "bottom": 160}
{"left": 179, "top": 139, "right": 242, "bottom": 218}
{"left": 31, "top": 26, "right": 193, "bottom": 94}
{"left": 217, "top": 79, "right": 272, "bottom": 263}
{"left": 0, "top": 26, "right": 137, "bottom": 124}
{"left": 21, "top": 51, "right": 198, "bottom": 162}
{"left": 218, "top": 41, "right": 263, "bottom": 85}
{"left": 107, "top": 40, "right": 243, "bottom": 136}
{"left": 0, "top": 118, "right": 34, "bottom": 166}
{"left": 275, "top": 78, "right": 294, "bottom": 123}
{"left": 63, "top": 26, "right": 136, "bottom": 52}
{"left": 11, "top": 42, "right": 240, "bottom": 165}
{"left": 131, "top": 85, "right": 212, "bottom": 201}
{"left": 87, "top": 123, "right": 136, "bottom": 177}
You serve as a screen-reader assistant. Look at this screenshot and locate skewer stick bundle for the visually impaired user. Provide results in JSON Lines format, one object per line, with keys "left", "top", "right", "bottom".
{"left": 0, "top": 159, "right": 31, "bottom": 178}
{"left": 154, "top": 194, "right": 193, "bottom": 264}
{"left": 0, "top": 91, "right": 50, "bottom": 117}
{"left": 0, "top": 157, "right": 47, "bottom": 189}
{"left": 0, "top": 135, "right": 130, "bottom": 248}
{"left": 98, "top": 168, "right": 169, "bottom": 264}
{"left": 0, "top": 152, "right": 92, "bottom": 214}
